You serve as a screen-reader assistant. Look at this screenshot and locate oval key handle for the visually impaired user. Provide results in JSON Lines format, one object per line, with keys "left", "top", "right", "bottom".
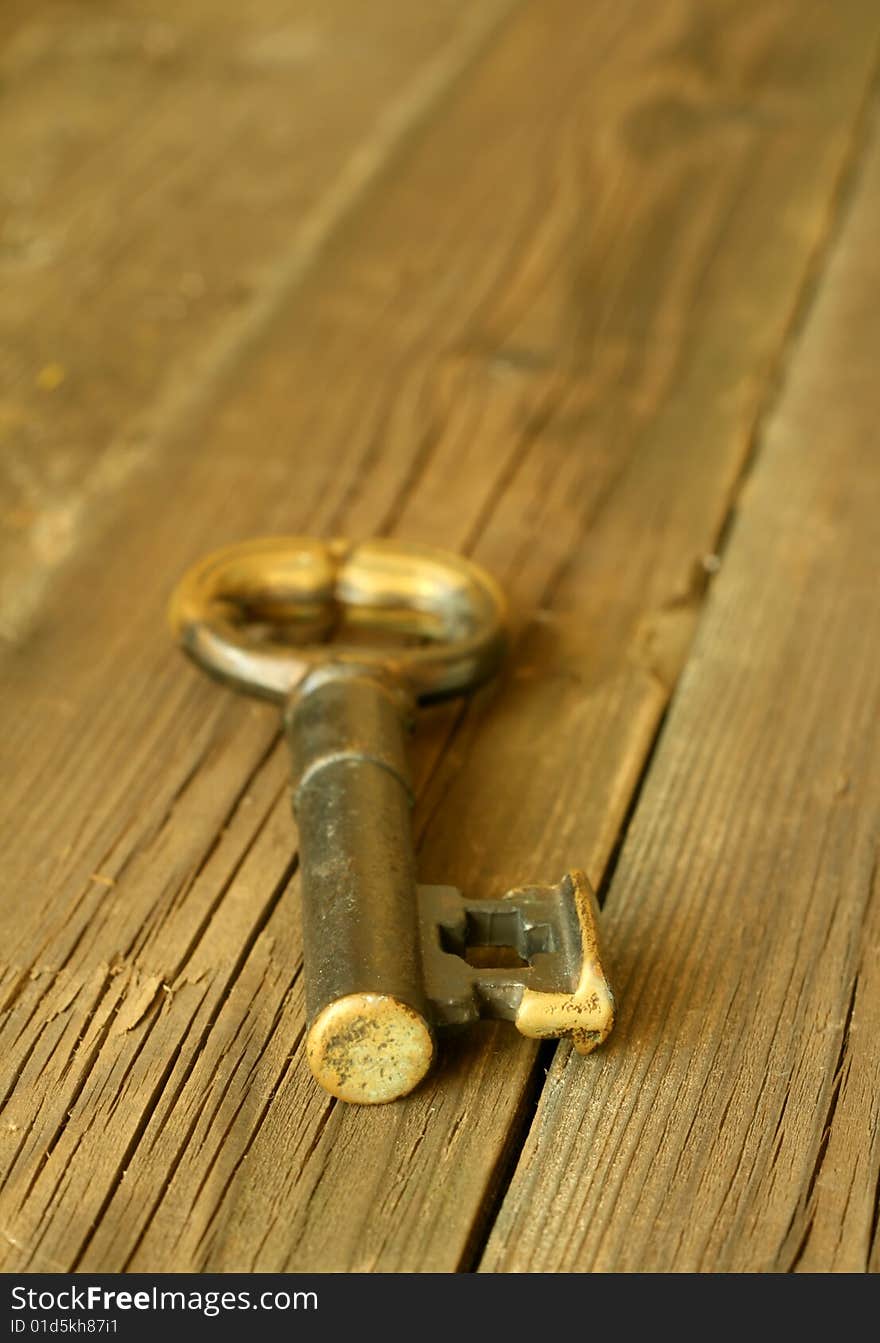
{"left": 168, "top": 535, "right": 508, "bottom": 704}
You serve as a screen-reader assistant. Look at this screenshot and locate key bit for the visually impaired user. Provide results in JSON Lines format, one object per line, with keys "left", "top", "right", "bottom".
{"left": 419, "top": 872, "right": 613, "bottom": 1053}
{"left": 169, "top": 537, "right": 614, "bottom": 1105}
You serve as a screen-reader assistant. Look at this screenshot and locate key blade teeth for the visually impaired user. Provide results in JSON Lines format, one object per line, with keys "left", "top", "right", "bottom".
{"left": 512, "top": 870, "right": 614, "bottom": 1053}
{"left": 418, "top": 871, "right": 614, "bottom": 1053}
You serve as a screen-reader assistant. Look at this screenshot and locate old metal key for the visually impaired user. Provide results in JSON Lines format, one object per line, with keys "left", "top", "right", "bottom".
{"left": 169, "top": 538, "right": 613, "bottom": 1104}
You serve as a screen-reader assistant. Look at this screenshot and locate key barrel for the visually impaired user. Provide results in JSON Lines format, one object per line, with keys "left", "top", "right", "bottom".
{"left": 286, "top": 668, "right": 434, "bottom": 1104}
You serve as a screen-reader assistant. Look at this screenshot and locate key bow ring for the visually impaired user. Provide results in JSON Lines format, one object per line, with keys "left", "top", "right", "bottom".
{"left": 168, "top": 535, "right": 506, "bottom": 705}
{"left": 170, "top": 536, "right": 614, "bottom": 1104}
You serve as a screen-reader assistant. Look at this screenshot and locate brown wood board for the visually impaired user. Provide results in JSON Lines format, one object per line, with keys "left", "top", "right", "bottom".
{"left": 1, "top": 0, "right": 878, "bottom": 1272}
{"left": 483, "top": 96, "right": 880, "bottom": 1275}
{"left": 0, "top": 0, "right": 518, "bottom": 639}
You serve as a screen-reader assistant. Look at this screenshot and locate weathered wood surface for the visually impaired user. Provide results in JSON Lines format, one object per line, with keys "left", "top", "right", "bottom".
{"left": 0, "top": 0, "right": 517, "bottom": 640}
{"left": 483, "top": 95, "right": 880, "bottom": 1273}
{"left": 1, "top": 0, "right": 879, "bottom": 1273}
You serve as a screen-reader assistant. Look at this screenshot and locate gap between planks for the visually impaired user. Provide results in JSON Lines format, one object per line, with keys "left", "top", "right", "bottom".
{"left": 481, "top": 86, "right": 880, "bottom": 1275}
{"left": 471, "top": 20, "right": 880, "bottom": 1276}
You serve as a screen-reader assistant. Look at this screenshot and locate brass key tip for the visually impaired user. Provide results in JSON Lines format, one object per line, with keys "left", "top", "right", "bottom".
{"left": 306, "top": 993, "right": 435, "bottom": 1104}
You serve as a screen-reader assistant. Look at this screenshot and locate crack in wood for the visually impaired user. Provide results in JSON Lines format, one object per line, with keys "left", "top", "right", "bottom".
{"left": 71, "top": 853, "right": 300, "bottom": 1270}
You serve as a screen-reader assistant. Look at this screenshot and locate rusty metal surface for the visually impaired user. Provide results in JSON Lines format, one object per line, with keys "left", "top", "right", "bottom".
{"left": 170, "top": 536, "right": 614, "bottom": 1103}
{"left": 287, "top": 669, "right": 433, "bottom": 1103}
{"left": 419, "top": 872, "right": 614, "bottom": 1055}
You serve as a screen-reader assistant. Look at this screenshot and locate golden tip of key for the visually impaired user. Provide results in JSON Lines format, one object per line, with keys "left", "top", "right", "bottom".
{"left": 306, "top": 993, "right": 434, "bottom": 1104}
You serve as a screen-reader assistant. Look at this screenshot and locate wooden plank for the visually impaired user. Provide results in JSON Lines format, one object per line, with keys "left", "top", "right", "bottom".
{"left": 0, "top": 0, "right": 518, "bottom": 640}
{"left": 483, "top": 98, "right": 880, "bottom": 1274}
{"left": 1, "top": 0, "right": 878, "bottom": 1272}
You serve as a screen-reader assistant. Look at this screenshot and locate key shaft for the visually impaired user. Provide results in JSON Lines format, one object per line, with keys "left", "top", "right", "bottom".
{"left": 286, "top": 667, "right": 433, "bottom": 1104}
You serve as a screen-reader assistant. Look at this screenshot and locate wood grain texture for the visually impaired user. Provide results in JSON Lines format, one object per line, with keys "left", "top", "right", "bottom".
{"left": 1, "top": 0, "right": 878, "bottom": 1272}
{"left": 483, "top": 96, "right": 880, "bottom": 1275}
{"left": 0, "top": 0, "right": 518, "bottom": 639}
